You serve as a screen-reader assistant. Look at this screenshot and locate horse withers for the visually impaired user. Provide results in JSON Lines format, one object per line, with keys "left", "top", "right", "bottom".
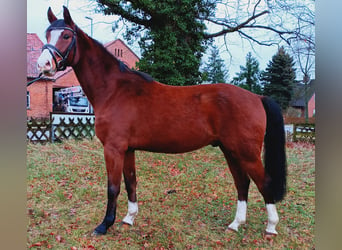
{"left": 37, "top": 6, "right": 286, "bottom": 238}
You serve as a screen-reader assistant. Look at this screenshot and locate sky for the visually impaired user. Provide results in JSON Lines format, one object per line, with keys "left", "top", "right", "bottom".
{"left": 27, "top": 0, "right": 287, "bottom": 81}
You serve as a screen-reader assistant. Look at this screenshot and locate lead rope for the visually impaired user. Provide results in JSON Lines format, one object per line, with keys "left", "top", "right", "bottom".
{"left": 27, "top": 73, "right": 43, "bottom": 86}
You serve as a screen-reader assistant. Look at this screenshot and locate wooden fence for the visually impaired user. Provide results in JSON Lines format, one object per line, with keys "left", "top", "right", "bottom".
{"left": 27, "top": 113, "right": 95, "bottom": 143}
{"left": 293, "top": 123, "right": 315, "bottom": 143}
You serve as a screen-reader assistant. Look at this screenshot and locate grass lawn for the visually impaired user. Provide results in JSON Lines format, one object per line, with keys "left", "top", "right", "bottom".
{"left": 27, "top": 139, "right": 315, "bottom": 249}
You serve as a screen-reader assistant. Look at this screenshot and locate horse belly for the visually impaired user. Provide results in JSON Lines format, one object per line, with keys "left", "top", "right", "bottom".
{"left": 131, "top": 121, "right": 216, "bottom": 154}
{"left": 138, "top": 137, "right": 214, "bottom": 154}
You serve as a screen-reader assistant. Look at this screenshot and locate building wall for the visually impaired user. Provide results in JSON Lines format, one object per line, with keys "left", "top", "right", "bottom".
{"left": 27, "top": 34, "right": 44, "bottom": 78}
{"left": 105, "top": 39, "right": 139, "bottom": 69}
{"left": 53, "top": 69, "right": 80, "bottom": 88}
{"left": 308, "top": 93, "right": 315, "bottom": 117}
{"left": 27, "top": 71, "right": 80, "bottom": 119}
{"left": 27, "top": 80, "right": 52, "bottom": 119}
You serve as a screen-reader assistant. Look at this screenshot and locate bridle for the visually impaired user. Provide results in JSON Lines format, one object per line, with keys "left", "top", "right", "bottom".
{"left": 42, "top": 26, "right": 77, "bottom": 71}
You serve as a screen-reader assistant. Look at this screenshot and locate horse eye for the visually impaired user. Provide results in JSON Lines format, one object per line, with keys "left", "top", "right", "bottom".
{"left": 63, "top": 34, "right": 70, "bottom": 40}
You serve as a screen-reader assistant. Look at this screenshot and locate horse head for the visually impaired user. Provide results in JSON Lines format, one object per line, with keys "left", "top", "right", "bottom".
{"left": 37, "top": 6, "right": 79, "bottom": 76}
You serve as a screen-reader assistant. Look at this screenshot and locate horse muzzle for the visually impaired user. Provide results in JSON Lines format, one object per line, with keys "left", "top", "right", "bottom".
{"left": 37, "top": 49, "right": 58, "bottom": 76}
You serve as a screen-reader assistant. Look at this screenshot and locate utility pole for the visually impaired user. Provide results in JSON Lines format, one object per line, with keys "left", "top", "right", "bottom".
{"left": 85, "top": 16, "right": 93, "bottom": 37}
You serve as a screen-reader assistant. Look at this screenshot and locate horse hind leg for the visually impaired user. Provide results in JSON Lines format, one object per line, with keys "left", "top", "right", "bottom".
{"left": 222, "top": 148, "right": 280, "bottom": 235}
{"left": 221, "top": 149, "right": 251, "bottom": 232}
{"left": 122, "top": 150, "right": 138, "bottom": 226}
{"left": 240, "top": 157, "right": 280, "bottom": 235}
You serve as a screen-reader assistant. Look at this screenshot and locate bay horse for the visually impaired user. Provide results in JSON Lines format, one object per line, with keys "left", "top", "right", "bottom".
{"left": 37, "top": 6, "right": 286, "bottom": 237}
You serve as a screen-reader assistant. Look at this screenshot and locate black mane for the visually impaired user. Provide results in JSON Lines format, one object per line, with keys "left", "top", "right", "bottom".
{"left": 118, "top": 60, "right": 154, "bottom": 82}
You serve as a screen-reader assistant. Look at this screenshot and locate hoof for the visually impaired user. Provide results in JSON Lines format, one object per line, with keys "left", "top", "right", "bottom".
{"left": 91, "top": 230, "right": 106, "bottom": 237}
{"left": 120, "top": 222, "right": 132, "bottom": 230}
{"left": 225, "top": 227, "right": 238, "bottom": 234}
{"left": 91, "top": 224, "right": 107, "bottom": 236}
{"left": 264, "top": 232, "right": 277, "bottom": 242}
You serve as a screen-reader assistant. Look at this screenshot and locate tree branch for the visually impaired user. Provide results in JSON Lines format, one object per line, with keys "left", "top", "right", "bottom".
{"left": 203, "top": 10, "right": 269, "bottom": 39}
{"left": 237, "top": 30, "right": 278, "bottom": 47}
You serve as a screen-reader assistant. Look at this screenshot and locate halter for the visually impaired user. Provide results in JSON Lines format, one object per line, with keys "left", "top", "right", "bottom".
{"left": 42, "top": 26, "right": 77, "bottom": 71}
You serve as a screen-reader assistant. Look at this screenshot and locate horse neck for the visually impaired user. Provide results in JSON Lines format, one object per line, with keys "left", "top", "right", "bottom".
{"left": 72, "top": 32, "right": 121, "bottom": 110}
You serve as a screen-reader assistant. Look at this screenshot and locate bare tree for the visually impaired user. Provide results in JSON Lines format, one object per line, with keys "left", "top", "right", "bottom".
{"left": 201, "top": 0, "right": 314, "bottom": 49}
{"left": 287, "top": 0, "right": 315, "bottom": 79}
{"left": 282, "top": 0, "right": 315, "bottom": 121}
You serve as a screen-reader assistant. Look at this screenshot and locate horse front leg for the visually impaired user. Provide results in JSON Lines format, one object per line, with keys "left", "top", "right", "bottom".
{"left": 122, "top": 150, "right": 138, "bottom": 226}
{"left": 93, "top": 146, "right": 124, "bottom": 235}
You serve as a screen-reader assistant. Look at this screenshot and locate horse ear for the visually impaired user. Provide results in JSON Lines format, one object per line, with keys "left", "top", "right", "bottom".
{"left": 47, "top": 7, "right": 57, "bottom": 24}
{"left": 63, "top": 6, "right": 75, "bottom": 26}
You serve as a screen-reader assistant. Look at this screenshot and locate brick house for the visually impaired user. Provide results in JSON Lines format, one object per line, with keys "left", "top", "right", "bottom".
{"left": 27, "top": 34, "right": 140, "bottom": 119}
{"left": 290, "top": 79, "right": 316, "bottom": 118}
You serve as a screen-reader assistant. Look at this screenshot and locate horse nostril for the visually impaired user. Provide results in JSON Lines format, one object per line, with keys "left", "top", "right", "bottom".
{"left": 38, "top": 60, "right": 52, "bottom": 73}
{"left": 41, "top": 60, "right": 52, "bottom": 70}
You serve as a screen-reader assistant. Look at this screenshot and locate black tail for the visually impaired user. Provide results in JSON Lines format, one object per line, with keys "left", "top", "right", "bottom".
{"left": 261, "top": 96, "right": 287, "bottom": 202}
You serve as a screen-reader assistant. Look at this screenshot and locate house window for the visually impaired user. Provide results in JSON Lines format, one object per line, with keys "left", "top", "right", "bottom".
{"left": 114, "top": 48, "right": 123, "bottom": 57}
{"left": 27, "top": 91, "right": 30, "bottom": 109}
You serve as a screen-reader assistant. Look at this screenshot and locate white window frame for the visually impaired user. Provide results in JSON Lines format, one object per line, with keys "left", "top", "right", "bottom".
{"left": 27, "top": 91, "right": 30, "bottom": 109}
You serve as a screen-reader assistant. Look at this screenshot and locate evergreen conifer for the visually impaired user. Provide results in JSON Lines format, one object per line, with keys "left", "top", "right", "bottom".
{"left": 261, "top": 47, "right": 296, "bottom": 111}
{"left": 203, "top": 45, "right": 228, "bottom": 83}
{"left": 232, "top": 52, "right": 262, "bottom": 94}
